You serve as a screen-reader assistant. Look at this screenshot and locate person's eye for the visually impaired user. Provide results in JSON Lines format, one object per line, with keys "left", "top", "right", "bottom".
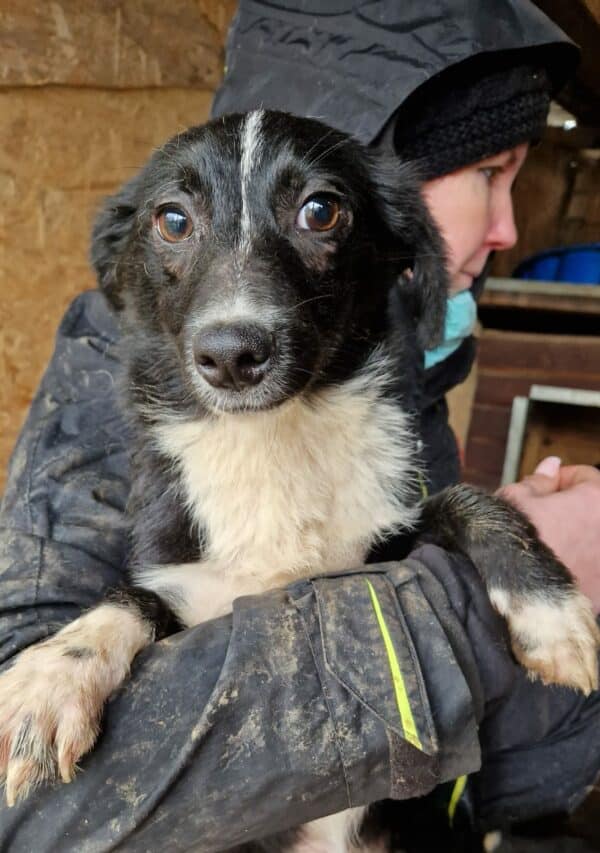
{"left": 296, "top": 194, "right": 341, "bottom": 232}
{"left": 155, "top": 205, "right": 193, "bottom": 242}
{"left": 479, "top": 166, "right": 503, "bottom": 182}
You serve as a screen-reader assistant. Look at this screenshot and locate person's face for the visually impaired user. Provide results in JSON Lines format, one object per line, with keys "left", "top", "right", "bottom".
{"left": 423, "top": 143, "right": 529, "bottom": 293}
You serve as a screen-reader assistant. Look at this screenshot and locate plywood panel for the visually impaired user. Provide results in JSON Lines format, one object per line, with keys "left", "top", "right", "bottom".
{"left": 0, "top": 87, "right": 214, "bottom": 489}
{"left": 0, "top": 0, "right": 236, "bottom": 88}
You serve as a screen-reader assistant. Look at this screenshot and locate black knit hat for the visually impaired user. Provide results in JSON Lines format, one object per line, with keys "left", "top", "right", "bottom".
{"left": 388, "top": 56, "right": 553, "bottom": 180}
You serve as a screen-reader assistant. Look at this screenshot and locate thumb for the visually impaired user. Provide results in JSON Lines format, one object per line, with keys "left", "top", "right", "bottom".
{"left": 522, "top": 456, "right": 562, "bottom": 496}
{"left": 534, "top": 456, "right": 562, "bottom": 478}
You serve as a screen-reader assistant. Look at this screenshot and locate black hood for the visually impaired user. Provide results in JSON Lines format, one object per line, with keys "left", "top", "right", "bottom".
{"left": 211, "top": 0, "right": 578, "bottom": 144}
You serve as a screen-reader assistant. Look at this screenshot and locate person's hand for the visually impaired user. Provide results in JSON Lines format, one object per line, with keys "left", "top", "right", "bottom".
{"left": 498, "top": 457, "right": 600, "bottom": 614}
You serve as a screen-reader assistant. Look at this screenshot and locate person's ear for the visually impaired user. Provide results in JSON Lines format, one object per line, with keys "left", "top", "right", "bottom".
{"left": 90, "top": 172, "right": 143, "bottom": 310}
{"left": 369, "top": 154, "right": 449, "bottom": 348}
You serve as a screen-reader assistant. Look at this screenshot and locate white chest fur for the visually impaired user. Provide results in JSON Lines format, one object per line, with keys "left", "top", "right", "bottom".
{"left": 146, "top": 357, "right": 418, "bottom": 623}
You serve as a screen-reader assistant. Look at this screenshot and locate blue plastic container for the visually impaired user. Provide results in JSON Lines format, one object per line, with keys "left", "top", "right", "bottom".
{"left": 513, "top": 243, "right": 600, "bottom": 285}
{"left": 558, "top": 248, "right": 600, "bottom": 284}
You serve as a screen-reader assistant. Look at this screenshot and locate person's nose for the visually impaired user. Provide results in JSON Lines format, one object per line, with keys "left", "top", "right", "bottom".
{"left": 486, "top": 190, "right": 518, "bottom": 251}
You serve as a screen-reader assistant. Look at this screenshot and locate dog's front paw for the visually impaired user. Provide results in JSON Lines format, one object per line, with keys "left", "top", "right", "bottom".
{"left": 0, "top": 637, "right": 107, "bottom": 806}
{"left": 491, "top": 587, "right": 600, "bottom": 694}
{"left": 0, "top": 602, "right": 150, "bottom": 806}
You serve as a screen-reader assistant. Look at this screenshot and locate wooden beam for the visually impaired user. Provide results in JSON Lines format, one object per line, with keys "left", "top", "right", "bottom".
{"left": 533, "top": 0, "right": 600, "bottom": 126}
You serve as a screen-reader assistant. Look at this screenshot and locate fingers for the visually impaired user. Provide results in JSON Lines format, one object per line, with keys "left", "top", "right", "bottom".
{"left": 532, "top": 455, "right": 562, "bottom": 478}
{"left": 498, "top": 456, "right": 562, "bottom": 501}
{"left": 505, "top": 458, "right": 600, "bottom": 495}
{"left": 557, "top": 464, "right": 600, "bottom": 491}
{"left": 522, "top": 456, "right": 562, "bottom": 495}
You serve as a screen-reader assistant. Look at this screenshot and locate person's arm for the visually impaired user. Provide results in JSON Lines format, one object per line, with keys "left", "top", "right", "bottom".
{"left": 0, "top": 293, "right": 476, "bottom": 849}
{"left": 0, "top": 548, "right": 480, "bottom": 852}
{"left": 498, "top": 456, "right": 600, "bottom": 614}
{"left": 1, "top": 294, "right": 599, "bottom": 850}
{"left": 0, "top": 291, "right": 130, "bottom": 664}
{"left": 2, "top": 541, "right": 599, "bottom": 852}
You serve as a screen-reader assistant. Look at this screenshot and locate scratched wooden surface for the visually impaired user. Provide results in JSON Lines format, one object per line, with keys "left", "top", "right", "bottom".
{"left": 0, "top": 1, "right": 237, "bottom": 490}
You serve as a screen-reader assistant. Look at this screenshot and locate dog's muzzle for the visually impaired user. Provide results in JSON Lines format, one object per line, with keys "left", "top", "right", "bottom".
{"left": 192, "top": 323, "right": 274, "bottom": 391}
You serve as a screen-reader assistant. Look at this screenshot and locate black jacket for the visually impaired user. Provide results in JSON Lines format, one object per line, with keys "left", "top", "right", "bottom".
{"left": 1, "top": 293, "right": 599, "bottom": 852}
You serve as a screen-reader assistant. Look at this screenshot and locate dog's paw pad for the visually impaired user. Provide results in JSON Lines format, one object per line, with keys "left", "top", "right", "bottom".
{"left": 492, "top": 588, "right": 600, "bottom": 694}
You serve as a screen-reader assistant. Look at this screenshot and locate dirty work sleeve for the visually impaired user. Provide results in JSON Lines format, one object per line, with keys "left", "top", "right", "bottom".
{"left": 0, "top": 555, "right": 482, "bottom": 852}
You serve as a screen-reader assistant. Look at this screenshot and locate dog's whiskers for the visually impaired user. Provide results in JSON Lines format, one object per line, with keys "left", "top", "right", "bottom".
{"left": 303, "top": 137, "right": 352, "bottom": 170}
{"left": 289, "top": 293, "right": 334, "bottom": 311}
{"left": 298, "top": 128, "right": 338, "bottom": 169}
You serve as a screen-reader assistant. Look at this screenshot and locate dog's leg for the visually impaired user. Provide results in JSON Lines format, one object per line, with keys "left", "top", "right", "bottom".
{"left": 131, "top": 560, "right": 287, "bottom": 626}
{"left": 419, "top": 484, "right": 600, "bottom": 693}
{"left": 285, "top": 808, "right": 374, "bottom": 853}
{"left": 0, "top": 588, "right": 171, "bottom": 805}
{"left": 226, "top": 809, "right": 387, "bottom": 853}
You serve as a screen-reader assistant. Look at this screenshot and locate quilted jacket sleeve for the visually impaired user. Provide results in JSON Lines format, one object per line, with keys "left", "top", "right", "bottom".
{"left": 0, "top": 292, "right": 131, "bottom": 663}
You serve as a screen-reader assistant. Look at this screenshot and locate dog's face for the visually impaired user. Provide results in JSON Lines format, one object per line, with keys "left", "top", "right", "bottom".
{"left": 92, "top": 110, "right": 447, "bottom": 416}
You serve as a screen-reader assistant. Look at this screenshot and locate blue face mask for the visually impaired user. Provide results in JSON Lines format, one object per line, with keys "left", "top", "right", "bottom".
{"left": 424, "top": 289, "right": 477, "bottom": 370}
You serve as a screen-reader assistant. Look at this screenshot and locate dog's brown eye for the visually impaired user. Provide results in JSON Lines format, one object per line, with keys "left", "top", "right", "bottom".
{"left": 296, "top": 195, "right": 340, "bottom": 232}
{"left": 155, "top": 205, "right": 193, "bottom": 242}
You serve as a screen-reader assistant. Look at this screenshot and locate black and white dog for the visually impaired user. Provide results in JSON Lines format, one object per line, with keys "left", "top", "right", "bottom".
{"left": 0, "top": 111, "right": 598, "bottom": 850}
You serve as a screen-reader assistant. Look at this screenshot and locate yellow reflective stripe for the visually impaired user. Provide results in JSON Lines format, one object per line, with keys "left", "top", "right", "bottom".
{"left": 447, "top": 775, "right": 467, "bottom": 825}
{"left": 365, "top": 578, "right": 422, "bottom": 751}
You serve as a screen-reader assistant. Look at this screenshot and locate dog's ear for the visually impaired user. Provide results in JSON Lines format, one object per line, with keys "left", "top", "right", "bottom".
{"left": 369, "top": 155, "right": 449, "bottom": 349}
{"left": 90, "top": 173, "right": 142, "bottom": 310}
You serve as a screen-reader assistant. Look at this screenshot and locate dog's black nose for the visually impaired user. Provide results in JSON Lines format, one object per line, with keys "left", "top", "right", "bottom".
{"left": 193, "top": 324, "right": 273, "bottom": 390}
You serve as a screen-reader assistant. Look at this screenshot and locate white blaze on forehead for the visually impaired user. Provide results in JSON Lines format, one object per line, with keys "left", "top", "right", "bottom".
{"left": 239, "top": 109, "right": 264, "bottom": 255}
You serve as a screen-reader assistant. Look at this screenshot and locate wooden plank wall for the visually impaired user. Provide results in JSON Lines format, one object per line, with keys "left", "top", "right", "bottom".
{"left": 464, "top": 329, "right": 600, "bottom": 490}
{"left": 0, "top": 1, "right": 237, "bottom": 490}
{"left": 490, "top": 139, "right": 600, "bottom": 280}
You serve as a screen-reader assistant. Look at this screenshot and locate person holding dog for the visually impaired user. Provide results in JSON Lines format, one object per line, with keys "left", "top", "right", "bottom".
{"left": 213, "top": 0, "right": 600, "bottom": 614}
{"left": 0, "top": 1, "right": 599, "bottom": 850}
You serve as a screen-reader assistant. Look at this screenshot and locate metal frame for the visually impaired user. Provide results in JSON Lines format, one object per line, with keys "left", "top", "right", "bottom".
{"left": 500, "top": 384, "right": 600, "bottom": 485}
